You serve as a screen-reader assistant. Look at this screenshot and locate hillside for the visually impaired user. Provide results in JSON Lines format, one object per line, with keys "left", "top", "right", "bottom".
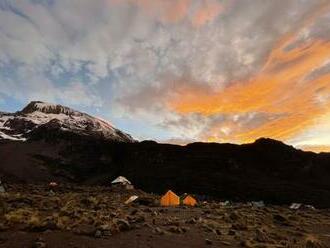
{"left": 1, "top": 102, "right": 330, "bottom": 207}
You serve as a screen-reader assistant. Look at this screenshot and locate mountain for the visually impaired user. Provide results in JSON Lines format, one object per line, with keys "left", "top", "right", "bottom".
{"left": 0, "top": 101, "right": 134, "bottom": 142}
{"left": 1, "top": 102, "right": 330, "bottom": 207}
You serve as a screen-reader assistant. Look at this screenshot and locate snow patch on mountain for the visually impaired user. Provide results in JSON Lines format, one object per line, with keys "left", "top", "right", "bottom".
{"left": 0, "top": 131, "right": 27, "bottom": 141}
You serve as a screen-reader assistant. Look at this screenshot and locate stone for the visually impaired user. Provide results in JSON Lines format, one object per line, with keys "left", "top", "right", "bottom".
{"left": 154, "top": 227, "right": 166, "bottom": 235}
{"left": 135, "top": 197, "right": 155, "bottom": 206}
{"left": 32, "top": 237, "right": 46, "bottom": 248}
{"left": 114, "top": 219, "right": 131, "bottom": 231}
{"left": 73, "top": 224, "right": 96, "bottom": 236}
{"left": 229, "top": 212, "right": 240, "bottom": 221}
{"left": 151, "top": 211, "right": 159, "bottom": 216}
{"left": 94, "top": 230, "right": 102, "bottom": 238}
{"left": 143, "top": 208, "right": 152, "bottom": 213}
{"left": 255, "top": 229, "right": 269, "bottom": 242}
{"left": 240, "top": 240, "right": 253, "bottom": 247}
{"left": 143, "top": 223, "right": 153, "bottom": 228}
{"left": 203, "top": 210, "right": 211, "bottom": 215}
{"left": 273, "top": 214, "right": 289, "bottom": 225}
{"left": 220, "top": 241, "right": 231, "bottom": 246}
{"left": 306, "top": 239, "right": 323, "bottom": 248}
{"left": 109, "top": 212, "right": 118, "bottom": 217}
{"left": 42, "top": 219, "right": 58, "bottom": 231}
{"left": 232, "top": 223, "right": 248, "bottom": 231}
{"left": 201, "top": 223, "right": 214, "bottom": 233}
{"left": 186, "top": 218, "right": 197, "bottom": 224}
{"left": 205, "top": 239, "right": 213, "bottom": 245}
{"left": 99, "top": 224, "right": 112, "bottom": 231}
{"left": 167, "top": 226, "right": 185, "bottom": 234}
{"left": 0, "top": 223, "right": 9, "bottom": 232}
{"left": 134, "top": 215, "right": 145, "bottom": 223}
{"left": 103, "top": 230, "right": 112, "bottom": 236}
{"left": 0, "top": 200, "right": 6, "bottom": 216}
{"left": 130, "top": 209, "right": 138, "bottom": 215}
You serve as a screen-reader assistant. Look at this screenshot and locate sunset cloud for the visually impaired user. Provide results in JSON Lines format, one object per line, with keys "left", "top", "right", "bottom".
{"left": 167, "top": 2, "right": 330, "bottom": 145}
{"left": 191, "top": 0, "right": 223, "bottom": 27}
{"left": 112, "top": 0, "right": 223, "bottom": 26}
{"left": 298, "top": 145, "right": 330, "bottom": 153}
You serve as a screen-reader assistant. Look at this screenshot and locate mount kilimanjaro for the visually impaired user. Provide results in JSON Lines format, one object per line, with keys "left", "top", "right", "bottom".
{"left": 0, "top": 101, "right": 134, "bottom": 142}
{"left": 1, "top": 101, "right": 330, "bottom": 207}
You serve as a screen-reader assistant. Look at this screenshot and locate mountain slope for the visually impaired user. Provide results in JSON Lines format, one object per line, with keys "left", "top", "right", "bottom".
{"left": 1, "top": 102, "right": 330, "bottom": 207}
{"left": 0, "top": 101, "right": 134, "bottom": 142}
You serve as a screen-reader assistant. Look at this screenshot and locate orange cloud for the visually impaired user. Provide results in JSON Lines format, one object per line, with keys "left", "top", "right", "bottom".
{"left": 111, "top": 0, "right": 222, "bottom": 26}
{"left": 134, "top": 0, "right": 190, "bottom": 23}
{"left": 110, "top": 0, "right": 190, "bottom": 23}
{"left": 298, "top": 145, "right": 330, "bottom": 153}
{"left": 192, "top": 0, "right": 223, "bottom": 27}
{"left": 168, "top": 5, "right": 330, "bottom": 145}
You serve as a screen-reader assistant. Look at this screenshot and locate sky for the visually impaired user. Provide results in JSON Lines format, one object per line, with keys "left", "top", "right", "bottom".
{"left": 0, "top": 0, "right": 330, "bottom": 152}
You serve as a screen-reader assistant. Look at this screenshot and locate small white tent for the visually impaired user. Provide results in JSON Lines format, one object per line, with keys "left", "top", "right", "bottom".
{"left": 111, "top": 176, "right": 131, "bottom": 185}
{"left": 290, "top": 203, "right": 302, "bottom": 210}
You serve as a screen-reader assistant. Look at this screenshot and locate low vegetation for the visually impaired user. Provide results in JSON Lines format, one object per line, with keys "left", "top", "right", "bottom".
{"left": 0, "top": 184, "right": 329, "bottom": 247}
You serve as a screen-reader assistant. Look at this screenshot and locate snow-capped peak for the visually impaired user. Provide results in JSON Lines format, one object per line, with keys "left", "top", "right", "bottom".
{"left": 0, "top": 101, "right": 135, "bottom": 143}
{"left": 21, "top": 101, "right": 82, "bottom": 116}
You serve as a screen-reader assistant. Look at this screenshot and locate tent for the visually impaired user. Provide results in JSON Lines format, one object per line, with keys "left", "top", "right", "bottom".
{"left": 160, "top": 190, "right": 180, "bottom": 206}
{"left": 220, "top": 200, "right": 231, "bottom": 206}
{"left": 111, "top": 176, "right": 134, "bottom": 190}
{"left": 251, "top": 201, "right": 265, "bottom": 208}
{"left": 304, "top": 205, "right": 316, "bottom": 210}
{"left": 290, "top": 203, "right": 302, "bottom": 210}
{"left": 289, "top": 203, "right": 315, "bottom": 210}
{"left": 111, "top": 176, "right": 132, "bottom": 185}
{"left": 49, "top": 182, "right": 58, "bottom": 187}
{"left": 183, "top": 195, "right": 197, "bottom": 206}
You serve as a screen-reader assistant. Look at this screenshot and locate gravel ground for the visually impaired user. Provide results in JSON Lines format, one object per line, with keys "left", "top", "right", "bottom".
{"left": 0, "top": 184, "right": 330, "bottom": 247}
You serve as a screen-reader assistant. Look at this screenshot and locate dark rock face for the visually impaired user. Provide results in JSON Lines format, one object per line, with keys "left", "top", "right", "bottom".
{"left": 1, "top": 133, "right": 330, "bottom": 207}
{"left": 113, "top": 140, "right": 330, "bottom": 207}
{"left": 4, "top": 118, "right": 37, "bottom": 133}
{"left": 21, "top": 101, "right": 82, "bottom": 116}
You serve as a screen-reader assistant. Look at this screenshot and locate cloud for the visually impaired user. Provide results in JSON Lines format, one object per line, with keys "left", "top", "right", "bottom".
{"left": 191, "top": 0, "right": 223, "bottom": 27}
{"left": 167, "top": 2, "right": 330, "bottom": 144}
{"left": 112, "top": 0, "right": 223, "bottom": 26}
{"left": 0, "top": 0, "right": 330, "bottom": 151}
{"left": 298, "top": 145, "right": 330, "bottom": 153}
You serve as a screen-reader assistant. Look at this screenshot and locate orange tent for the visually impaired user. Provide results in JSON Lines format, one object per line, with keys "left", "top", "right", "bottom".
{"left": 183, "top": 195, "right": 197, "bottom": 206}
{"left": 160, "top": 190, "right": 180, "bottom": 206}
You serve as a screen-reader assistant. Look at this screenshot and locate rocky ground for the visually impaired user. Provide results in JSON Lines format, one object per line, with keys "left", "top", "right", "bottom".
{"left": 0, "top": 184, "right": 330, "bottom": 247}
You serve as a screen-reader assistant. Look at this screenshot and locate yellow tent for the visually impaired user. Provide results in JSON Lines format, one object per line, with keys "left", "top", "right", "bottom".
{"left": 160, "top": 190, "right": 180, "bottom": 206}
{"left": 183, "top": 195, "right": 197, "bottom": 206}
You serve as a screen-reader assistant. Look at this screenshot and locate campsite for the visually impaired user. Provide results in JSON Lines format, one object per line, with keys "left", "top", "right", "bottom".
{"left": 0, "top": 182, "right": 330, "bottom": 247}
{"left": 1, "top": 1, "right": 330, "bottom": 246}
